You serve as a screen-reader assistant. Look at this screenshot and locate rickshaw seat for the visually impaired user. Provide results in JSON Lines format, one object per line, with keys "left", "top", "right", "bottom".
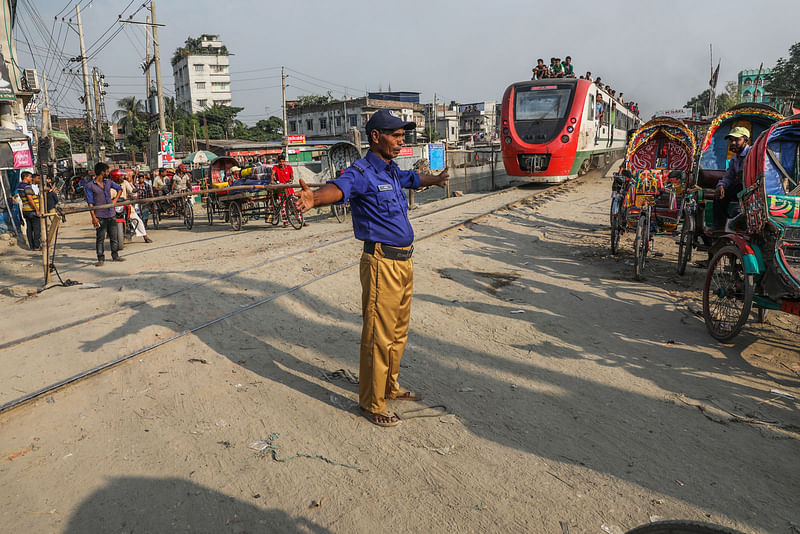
{"left": 698, "top": 168, "right": 725, "bottom": 188}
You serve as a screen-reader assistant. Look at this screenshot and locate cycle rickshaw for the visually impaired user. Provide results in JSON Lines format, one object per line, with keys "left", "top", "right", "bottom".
{"left": 677, "top": 104, "right": 784, "bottom": 274}
{"left": 702, "top": 114, "right": 800, "bottom": 341}
{"left": 610, "top": 117, "right": 696, "bottom": 280}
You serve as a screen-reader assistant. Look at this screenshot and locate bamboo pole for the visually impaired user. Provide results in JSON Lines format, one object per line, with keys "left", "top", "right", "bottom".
{"left": 57, "top": 183, "right": 328, "bottom": 216}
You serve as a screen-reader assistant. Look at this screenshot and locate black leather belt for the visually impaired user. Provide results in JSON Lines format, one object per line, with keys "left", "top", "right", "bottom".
{"left": 363, "top": 241, "right": 413, "bottom": 260}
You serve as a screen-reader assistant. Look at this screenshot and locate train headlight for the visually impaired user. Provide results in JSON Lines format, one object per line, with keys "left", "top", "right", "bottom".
{"left": 570, "top": 117, "right": 577, "bottom": 124}
{"left": 561, "top": 135, "right": 570, "bottom": 143}
{"left": 503, "top": 127, "right": 509, "bottom": 135}
{"left": 566, "top": 126, "right": 574, "bottom": 133}
{"left": 504, "top": 136, "right": 512, "bottom": 144}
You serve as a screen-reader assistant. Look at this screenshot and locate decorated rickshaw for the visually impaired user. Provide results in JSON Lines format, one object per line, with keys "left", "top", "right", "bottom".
{"left": 610, "top": 117, "right": 697, "bottom": 280}
{"left": 677, "top": 104, "right": 784, "bottom": 274}
{"left": 702, "top": 114, "right": 800, "bottom": 341}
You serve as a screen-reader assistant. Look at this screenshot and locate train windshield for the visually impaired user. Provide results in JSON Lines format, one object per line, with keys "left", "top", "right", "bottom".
{"left": 515, "top": 88, "right": 572, "bottom": 120}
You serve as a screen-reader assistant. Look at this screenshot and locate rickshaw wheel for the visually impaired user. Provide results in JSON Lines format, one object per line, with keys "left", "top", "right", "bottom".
{"left": 183, "top": 199, "right": 194, "bottom": 230}
{"left": 633, "top": 208, "right": 650, "bottom": 281}
{"left": 332, "top": 203, "right": 347, "bottom": 223}
{"left": 229, "top": 202, "right": 243, "bottom": 231}
{"left": 702, "top": 245, "right": 753, "bottom": 342}
{"left": 285, "top": 197, "right": 304, "bottom": 230}
{"left": 676, "top": 212, "right": 694, "bottom": 275}
{"left": 625, "top": 519, "right": 745, "bottom": 534}
{"left": 206, "top": 201, "right": 213, "bottom": 225}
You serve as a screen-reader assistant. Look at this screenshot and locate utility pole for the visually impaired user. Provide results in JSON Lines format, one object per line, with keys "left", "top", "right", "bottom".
{"left": 281, "top": 66, "right": 287, "bottom": 149}
{"left": 42, "top": 71, "right": 56, "bottom": 164}
{"left": 145, "top": 15, "right": 151, "bottom": 115}
{"left": 75, "top": 3, "right": 97, "bottom": 169}
{"left": 92, "top": 68, "right": 104, "bottom": 162}
{"left": 150, "top": 0, "right": 166, "bottom": 133}
{"left": 203, "top": 112, "right": 209, "bottom": 150}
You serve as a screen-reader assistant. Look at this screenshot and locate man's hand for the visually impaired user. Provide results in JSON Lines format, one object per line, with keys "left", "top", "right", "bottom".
{"left": 717, "top": 184, "right": 725, "bottom": 199}
{"left": 419, "top": 167, "right": 450, "bottom": 189}
{"left": 91, "top": 216, "right": 99, "bottom": 229}
{"left": 295, "top": 179, "right": 315, "bottom": 213}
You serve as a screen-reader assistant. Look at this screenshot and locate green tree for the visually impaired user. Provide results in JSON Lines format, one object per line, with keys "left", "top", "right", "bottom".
{"left": 765, "top": 42, "right": 800, "bottom": 112}
{"left": 294, "top": 92, "right": 338, "bottom": 108}
{"left": 422, "top": 125, "right": 441, "bottom": 142}
{"left": 715, "top": 81, "right": 742, "bottom": 113}
{"left": 113, "top": 96, "right": 149, "bottom": 150}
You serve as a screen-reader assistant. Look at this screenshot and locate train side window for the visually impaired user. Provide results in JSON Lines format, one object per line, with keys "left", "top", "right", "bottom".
{"left": 587, "top": 95, "right": 595, "bottom": 121}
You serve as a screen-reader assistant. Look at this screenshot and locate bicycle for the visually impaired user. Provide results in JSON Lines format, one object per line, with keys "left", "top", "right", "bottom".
{"left": 266, "top": 191, "right": 303, "bottom": 229}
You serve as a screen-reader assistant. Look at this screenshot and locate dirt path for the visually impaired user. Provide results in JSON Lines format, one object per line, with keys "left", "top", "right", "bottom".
{"left": 1, "top": 172, "right": 798, "bottom": 533}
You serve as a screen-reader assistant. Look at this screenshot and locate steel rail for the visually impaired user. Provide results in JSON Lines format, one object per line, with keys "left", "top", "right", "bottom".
{"left": 0, "top": 173, "right": 593, "bottom": 415}
{"left": 0, "top": 183, "right": 528, "bottom": 351}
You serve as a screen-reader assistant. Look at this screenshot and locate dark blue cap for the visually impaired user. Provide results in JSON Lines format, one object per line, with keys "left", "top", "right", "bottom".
{"left": 365, "top": 109, "right": 416, "bottom": 133}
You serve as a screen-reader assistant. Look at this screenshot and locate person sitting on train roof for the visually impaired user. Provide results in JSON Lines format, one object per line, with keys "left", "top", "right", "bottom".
{"left": 584, "top": 71, "right": 592, "bottom": 81}
{"left": 595, "top": 77, "right": 603, "bottom": 88}
{"left": 532, "top": 59, "right": 549, "bottom": 80}
{"left": 563, "top": 56, "right": 575, "bottom": 78}
{"left": 618, "top": 92, "right": 624, "bottom": 104}
{"left": 552, "top": 58, "right": 565, "bottom": 78}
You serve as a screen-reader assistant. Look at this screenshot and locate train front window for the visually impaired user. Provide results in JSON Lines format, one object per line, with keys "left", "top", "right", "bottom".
{"left": 515, "top": 88, "right": 572, "bottom": 121}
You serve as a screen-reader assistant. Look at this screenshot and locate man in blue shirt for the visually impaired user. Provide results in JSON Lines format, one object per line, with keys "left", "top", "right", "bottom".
{"left": 296, "top": 109, "right": 449, "bottom": 427}
{"left": 85, "top": 162, "right": 124, "bottom": 266}
{"left": 713, "top": 126, "right": 751, "bottom": 231}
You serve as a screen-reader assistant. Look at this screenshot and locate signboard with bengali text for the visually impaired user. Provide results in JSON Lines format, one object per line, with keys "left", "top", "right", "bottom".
{"left": 287, "top": 135, "right": 306, "bottom": 145}
{"left": 10, "top": 141, "right": 32, "bottom": 169}
{"left": 428, "top": 143, "right": 445, "bottom": 170}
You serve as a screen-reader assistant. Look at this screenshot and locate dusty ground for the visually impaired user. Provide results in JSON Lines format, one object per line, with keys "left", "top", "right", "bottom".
{"left": 1, "top": 170, "right": 798, "bottom": 534}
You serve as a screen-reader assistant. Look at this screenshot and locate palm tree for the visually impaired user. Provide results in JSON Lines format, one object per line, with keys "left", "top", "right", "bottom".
{"left": 113, "top": 96, "right": 145, "bottom": 135}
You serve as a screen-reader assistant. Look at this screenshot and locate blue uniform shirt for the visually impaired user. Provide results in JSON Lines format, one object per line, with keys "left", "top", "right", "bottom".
{"left": 329, "top": 150, "right": 421, "bottom": 247}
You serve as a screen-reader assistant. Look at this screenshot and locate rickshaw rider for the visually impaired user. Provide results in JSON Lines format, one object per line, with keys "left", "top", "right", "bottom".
{"left": 713, "top": 126, "right": 750, "bottom": 232}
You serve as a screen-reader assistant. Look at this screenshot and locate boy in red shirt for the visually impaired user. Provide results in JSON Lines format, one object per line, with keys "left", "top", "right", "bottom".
{"left": 272, "top": 155, "right": 304, "bottom": 226}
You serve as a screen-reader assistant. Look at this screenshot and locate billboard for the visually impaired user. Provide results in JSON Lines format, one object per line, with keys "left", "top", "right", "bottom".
{"left": 10, "top": 141, "right": 32, "bottom": 169}
{"left": 158, "top": 132, "right": 175, "bottom": 167}
{"left": 656, "top": 108, "right": 692, "bottom": 120}
{"left": 428, "top": 143, "right": 445, "bottom": 170}
{"left": 287, "top": 134, "right": 306, "bottom": 145}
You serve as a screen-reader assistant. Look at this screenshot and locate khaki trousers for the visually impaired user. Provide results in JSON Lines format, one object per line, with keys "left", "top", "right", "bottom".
{"left": 359, "top": 244, "right": 414, "bottom": 414}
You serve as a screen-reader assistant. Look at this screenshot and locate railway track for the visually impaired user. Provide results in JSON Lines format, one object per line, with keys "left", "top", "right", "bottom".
{"left": 0, "top": 174, "right": 594, "bottom": 415}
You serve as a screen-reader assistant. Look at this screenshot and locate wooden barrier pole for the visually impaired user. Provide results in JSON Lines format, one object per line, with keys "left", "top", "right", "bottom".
{"left": 57, "top": 183, "right": 329, "bottom": 217}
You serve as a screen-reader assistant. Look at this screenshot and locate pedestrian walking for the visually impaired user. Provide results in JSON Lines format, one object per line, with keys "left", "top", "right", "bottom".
{"left": 85, "top": 162, "right": 124, "bottom": 266}
{"left": 295, "top": 109, "right": 450, "bottom": 427}
{"left": 16, "top": 171, "right": 41, "bottom": 250}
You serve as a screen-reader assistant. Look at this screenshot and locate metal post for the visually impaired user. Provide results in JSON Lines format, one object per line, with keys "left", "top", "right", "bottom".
{"left": 281, "top": 66, "right": 287, "bottom": 149}
{"left": 490, "top": 143, "right": 496, "bottom": 190}
{"left": 150, "top": 0, "right": 166, "bottom": 133}
{"left": 75, "top": 4, "right": 96, "bottom": 169}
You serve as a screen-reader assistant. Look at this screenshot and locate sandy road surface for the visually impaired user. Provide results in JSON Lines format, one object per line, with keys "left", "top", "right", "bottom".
{"left": 1, "top": 171, "right": 798, "bottom": 533}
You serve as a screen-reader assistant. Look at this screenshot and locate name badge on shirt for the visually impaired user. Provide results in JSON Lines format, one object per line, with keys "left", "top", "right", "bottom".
{"left": 378, "top": 184, "right": 393, "bottom": 192}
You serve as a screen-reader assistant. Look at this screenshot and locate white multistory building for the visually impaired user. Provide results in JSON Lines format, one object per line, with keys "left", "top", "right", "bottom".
{"left": 172, "top": 34, "right": 231, "bottom": 114}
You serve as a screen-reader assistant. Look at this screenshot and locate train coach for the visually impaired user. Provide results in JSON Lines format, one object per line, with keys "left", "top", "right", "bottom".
{"left": 501, "top": 78, "right": 642, "bottom": 183}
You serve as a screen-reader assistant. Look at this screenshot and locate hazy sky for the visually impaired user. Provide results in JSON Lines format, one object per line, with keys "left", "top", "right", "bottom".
{"left": 16, "top": 0, "right": 800, "bottom": 125}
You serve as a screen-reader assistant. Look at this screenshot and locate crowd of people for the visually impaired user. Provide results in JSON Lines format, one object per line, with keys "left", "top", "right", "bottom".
{"left": 531, "top": 56, "right": 576, "bottom": 79}
{"left": 531, "top": 57, "right": 640, "bottom": 117}
{"left": 0, "top": 152, "right": 305, "bottom": 263}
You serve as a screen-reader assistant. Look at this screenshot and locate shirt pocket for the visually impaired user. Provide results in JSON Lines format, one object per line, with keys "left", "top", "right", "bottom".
{"left": 377, "top": 190, "right": 402, "bottom": 214}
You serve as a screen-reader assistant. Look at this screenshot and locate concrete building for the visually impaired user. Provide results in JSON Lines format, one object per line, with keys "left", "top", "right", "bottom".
{"left": 738, "top": 68, "right": 774, "bottom": 106}
{"left": 172, "top": 35, "right": 231, "bottom": 114}
{"left": 286, "top": 92, "right": 425, "bottom": 142}
{"left": 424, "top": 102, "right": 459, "bottom": 145}
{"left": 458, "top": 101, "right": 498, "bottom": 144}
